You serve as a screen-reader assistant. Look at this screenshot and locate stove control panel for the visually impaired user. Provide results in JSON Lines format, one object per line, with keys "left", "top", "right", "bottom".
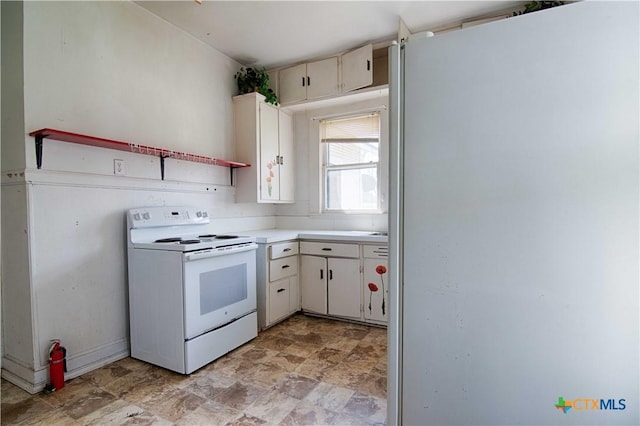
{"left": 128, "top": 206, "right": 210, "bottom": 228}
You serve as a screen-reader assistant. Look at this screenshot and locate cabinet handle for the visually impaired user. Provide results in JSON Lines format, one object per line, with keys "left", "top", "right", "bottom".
{"left": 307, "top": 76, "right": 310, "bottom": 86}
{"left": 321, "top": 247, "right": 332, "bottom": 251}
{"left": 302, "top": 77, "right": 305, "bottom": 87}
{"left": 282, "top": 264, "right": 290, "bottom": 269}
{"left": 367, "top": 59, "right": 371, "bottom": 71}
{"left": 277, "top": 288, "right": 286, "bottom": 293}
{"left": 283, "top": 248, "right": 291, "bottom": 252}
{"left": 320, "top": 269, "right": 323, "bottom": 280}
{"left": 329, "top": 269, "right": 333, "bottom": 280}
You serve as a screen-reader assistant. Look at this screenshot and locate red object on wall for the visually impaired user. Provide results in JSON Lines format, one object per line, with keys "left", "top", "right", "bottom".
{"left": 48, "top": 340, "right": 67, "bottom": 391}
{"left": 28, "top": 128, "right": 251, "bottom": 168}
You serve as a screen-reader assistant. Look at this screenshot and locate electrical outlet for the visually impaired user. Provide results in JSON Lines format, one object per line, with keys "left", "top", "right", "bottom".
{"left": 114, "top": 159, "right": 125, "bottom": 176}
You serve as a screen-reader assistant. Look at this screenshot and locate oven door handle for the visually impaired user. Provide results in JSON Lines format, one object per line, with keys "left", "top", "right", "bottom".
{"left": 184, "top": 243, "right": 258, "bottom": 261}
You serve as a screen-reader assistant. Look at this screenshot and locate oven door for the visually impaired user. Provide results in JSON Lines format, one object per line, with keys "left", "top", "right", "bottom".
{"left": 182, "top": 245, "right": 257, "bottom": 340}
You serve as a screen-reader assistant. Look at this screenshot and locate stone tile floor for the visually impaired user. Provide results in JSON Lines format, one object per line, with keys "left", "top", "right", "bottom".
{"left": 1, "top": 314, "right": 387, "bottom": 425}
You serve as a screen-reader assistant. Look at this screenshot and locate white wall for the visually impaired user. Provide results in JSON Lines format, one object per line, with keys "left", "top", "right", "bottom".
{"left": 1, "top": 0, "right": 25, "bottom": 170}
{"left": 276, "top": 95, "right": 389, "bottom": 231}
{"left": 23, "top": 1, "right": 237, "bottom": 164}
{"left": 1, "top": 1, "right": 275, "bottom": 392}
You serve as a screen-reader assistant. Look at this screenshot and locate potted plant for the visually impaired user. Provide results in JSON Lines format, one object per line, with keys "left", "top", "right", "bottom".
{"left": 234, "top": 67, "right": 278, "bottom": 106}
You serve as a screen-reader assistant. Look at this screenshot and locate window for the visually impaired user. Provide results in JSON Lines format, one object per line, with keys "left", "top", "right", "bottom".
{"left": 320, "top": 112, "right": 381, "bottom": 211}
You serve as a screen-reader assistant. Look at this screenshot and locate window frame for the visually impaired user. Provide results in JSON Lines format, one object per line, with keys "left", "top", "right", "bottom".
{"left": 320, "top": 111, "right": 383, "bottom": 213}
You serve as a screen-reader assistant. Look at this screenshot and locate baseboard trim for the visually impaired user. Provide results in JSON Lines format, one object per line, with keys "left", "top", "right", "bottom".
{"left": 0, "top": 357, "right": 40, "bottom": 394}
{"left": 2, "top": 339, "right": 130, "bottom": 394}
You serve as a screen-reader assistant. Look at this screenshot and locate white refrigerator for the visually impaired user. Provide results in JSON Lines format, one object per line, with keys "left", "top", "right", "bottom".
{"left": 389, "top": 1, "right": 639, "bottom": 425}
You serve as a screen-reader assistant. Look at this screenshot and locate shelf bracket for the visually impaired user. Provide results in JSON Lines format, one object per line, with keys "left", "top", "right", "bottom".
{"left": 160, "top": 155, "right": 171, "bottom": 180}
{"left": 35, "top": 135, "right": 44, "bottom": 169}
{"left": 230, "top": 167, "right": 234, "bottom": 186}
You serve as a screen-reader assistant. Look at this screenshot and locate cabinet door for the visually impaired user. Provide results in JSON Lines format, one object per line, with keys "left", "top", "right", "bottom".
{"left": 341, "top": 44, "right": 373, "bottom": 93}
{"left": 327, "top": 258, "right": 361, "bottom": 319}
{"left": 269, "top": 279, "right": 290, "bottom": 324}
{"left": 306, "top": 57, "right": 340, "bottom": 100}
{"left": 300, "top": 255, "right": 327, "bottom": 314}
{"left": 259, "top": 102, "right": 280, "bottom": 202}
{"left": 279, "top": 63, "right": 307, "bottom": 104}
{"left": 363, "top": 258, "right": 388, "bottom": 322}
{"left": 278, "top": 110, "right": 295, "bottom": 202}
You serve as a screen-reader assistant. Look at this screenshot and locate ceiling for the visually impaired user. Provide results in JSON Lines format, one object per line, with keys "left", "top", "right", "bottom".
{"left": 136, "top": 1, "right": 525, "bottom": 70}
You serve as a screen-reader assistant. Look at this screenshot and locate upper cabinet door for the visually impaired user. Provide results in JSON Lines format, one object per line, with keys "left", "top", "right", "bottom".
{"left": 341, "top": 44, "right": 373, "bottom": 93}
{"left": 278, "top": 110, "right": 295, "bottom": 202}
{"left": 259, "top": 102, "right": 280, "bottom": 202}
{"left": 306, "top": 57, "right": 339, "bottom": 100}
{"left": 279, "top": 64, "right": 307, "bottom": 104}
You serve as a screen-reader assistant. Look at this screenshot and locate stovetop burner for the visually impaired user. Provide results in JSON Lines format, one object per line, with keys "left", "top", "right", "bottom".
{"left": 155, "top": 237, "right": 182, "bottom": 243}
{"left": 198, "top": 234, "right": 239, "bottom": 240}
{"left": 153, "top": 235, "right": 240, "bottom": 245}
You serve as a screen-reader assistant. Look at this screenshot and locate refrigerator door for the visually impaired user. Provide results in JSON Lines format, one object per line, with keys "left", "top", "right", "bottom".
{"left": 399, "top": 2, "right": 638, "bottom": 425}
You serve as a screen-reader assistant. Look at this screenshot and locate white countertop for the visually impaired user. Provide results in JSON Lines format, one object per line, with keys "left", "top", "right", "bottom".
{"left": 245, "top": 229, "right": 388, "bottom": 244}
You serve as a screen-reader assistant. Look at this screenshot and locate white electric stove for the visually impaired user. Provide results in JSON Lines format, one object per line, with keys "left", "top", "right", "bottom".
{"left": 126, "top": 206, "right": 258, "bottom": 374}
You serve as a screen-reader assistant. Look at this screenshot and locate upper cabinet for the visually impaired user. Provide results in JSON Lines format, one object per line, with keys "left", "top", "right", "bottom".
{"left": 234, "top": 93, "right": 295, "bottom": 204}
{"left": 279, "top": 58, "right": 340, "bottom": 104}
{"left": 341, "top": 44, "right": 373, "bottom": 93}
{"left": 307, "top": 58, "right": 341, "bottom": 100}
{"left": 276, "top": 44, "right": 381, "bottom": 107}
{"left": 278, "top": 64, "right": 306, "bottom": 104}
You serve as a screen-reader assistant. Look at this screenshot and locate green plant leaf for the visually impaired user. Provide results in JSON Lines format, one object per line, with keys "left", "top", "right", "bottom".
{"left": 234, "top": 66, "right": 279, "bottom": 105}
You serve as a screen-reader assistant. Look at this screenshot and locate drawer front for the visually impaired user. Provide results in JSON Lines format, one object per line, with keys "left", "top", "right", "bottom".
{"left": 363, "top": 245, "right": 388, "bottom": 259}
{"left": 270, "top": 241, "right": 299, "bottom": 259}
{"left": 300, "top": 241, "right": 359, "bottom": 258}
{"left": 269, "top": 279, "right": 290, "bottom": 323}
{"left": 270, "top": 256, "right": 298, "bottom": 282}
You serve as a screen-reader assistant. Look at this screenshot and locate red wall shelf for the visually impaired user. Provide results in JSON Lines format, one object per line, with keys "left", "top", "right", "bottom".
{"left": 29, "top": 128, "right": 249, "bottom": 182}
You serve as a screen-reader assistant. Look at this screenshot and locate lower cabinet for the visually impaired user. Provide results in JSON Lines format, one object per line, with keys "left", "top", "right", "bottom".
{"left": 300, "top": 241, "right": 361, "bottom": 320}
{"left": 363, "top": 245, "right": 389, "bottom": 323}
{"left": 260, "top": 238, "right": 388, "bottom": 328}
{"left": 256, "top": 241, "right": 299, "bottom": 330}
